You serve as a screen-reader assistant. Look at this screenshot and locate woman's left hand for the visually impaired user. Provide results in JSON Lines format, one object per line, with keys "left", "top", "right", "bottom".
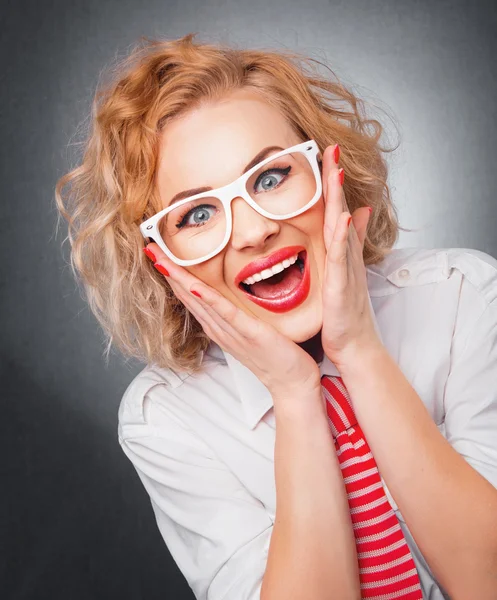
{"left": 319, "top": 144, "right": 383, "bottom": 369}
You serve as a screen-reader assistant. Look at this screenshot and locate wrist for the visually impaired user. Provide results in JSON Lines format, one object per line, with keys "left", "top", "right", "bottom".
{"left": 332, "top": 339, "right": 386, "bottom": 376}
{"left": 272, "top": 388, "right": 327, "bottom": 423}
{"left": 268, "top": 372, "right": 322, "bottom": 400}
{"left": 270, "top": 381, "right": 326, "bottom": 417}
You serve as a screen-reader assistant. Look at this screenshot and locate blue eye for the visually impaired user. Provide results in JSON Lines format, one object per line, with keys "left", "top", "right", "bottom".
{"left": 254, "top": 166, "right": 291, "bottom": 193}
{"left": 176, "top": 204, "right": 218, "bottom": 229}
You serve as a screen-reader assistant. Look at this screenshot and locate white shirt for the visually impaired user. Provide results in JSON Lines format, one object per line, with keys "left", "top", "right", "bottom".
{"left": 117, "top": 246, "right": 497, "bottom": 600}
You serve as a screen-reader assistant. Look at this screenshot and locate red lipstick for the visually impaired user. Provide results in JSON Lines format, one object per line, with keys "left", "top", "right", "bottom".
{"left": 236, "top": 246, "right": 311, "bottom": 314}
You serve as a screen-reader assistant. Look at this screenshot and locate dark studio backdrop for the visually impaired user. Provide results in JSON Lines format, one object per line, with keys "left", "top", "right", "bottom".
{"left": 1, "top": 0, "right": 496, "bottom": 598}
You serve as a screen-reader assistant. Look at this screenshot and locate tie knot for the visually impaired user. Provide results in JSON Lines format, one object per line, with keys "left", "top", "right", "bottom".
{"left": 321, "top": 375, "right": 357, "bottom": 436}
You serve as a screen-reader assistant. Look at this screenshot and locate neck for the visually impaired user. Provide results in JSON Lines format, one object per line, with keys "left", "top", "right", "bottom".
{"left": 297, "top": 329, "right": 324, "bottom": 363}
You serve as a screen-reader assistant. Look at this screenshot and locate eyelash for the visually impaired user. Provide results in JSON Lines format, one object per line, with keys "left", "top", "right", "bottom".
{"left": 253, "top": 166, "right": 291, "bottom": 193}
{"left": 175, "top": 165, "right": 292, "bottom": 229}
{"left": 176, "top": 203, "right": 215, "bottom": 229}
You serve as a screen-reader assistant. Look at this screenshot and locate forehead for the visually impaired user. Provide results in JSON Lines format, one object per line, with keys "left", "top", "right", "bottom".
{"left": 156, "top": 89, "right": 300, "bottom": 203}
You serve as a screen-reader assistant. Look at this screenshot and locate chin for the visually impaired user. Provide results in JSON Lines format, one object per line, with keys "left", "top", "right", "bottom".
{"left": 270, "top": 298, "right": 323, "bottom": 343}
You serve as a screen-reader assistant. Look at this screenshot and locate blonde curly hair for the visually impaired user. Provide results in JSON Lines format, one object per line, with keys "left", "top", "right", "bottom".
{"left": 55, "top": 32, "right": 407, "bottom": 374}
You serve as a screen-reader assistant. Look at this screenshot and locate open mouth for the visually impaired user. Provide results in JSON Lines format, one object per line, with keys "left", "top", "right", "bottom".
{"left": 238, "top": 250, "right": 311, "bottom": 313}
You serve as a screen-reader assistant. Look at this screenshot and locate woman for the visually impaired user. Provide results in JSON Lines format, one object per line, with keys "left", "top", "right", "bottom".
{"left": 55, "top": 34, "right": 497, "bottom": 599}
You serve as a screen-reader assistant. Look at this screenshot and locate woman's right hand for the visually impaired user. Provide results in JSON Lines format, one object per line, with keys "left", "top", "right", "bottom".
{"left": 144, "top": 243, "right": 322, "bottom": 402}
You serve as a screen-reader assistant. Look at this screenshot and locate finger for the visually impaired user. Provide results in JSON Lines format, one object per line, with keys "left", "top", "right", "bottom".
{"left": 323, "top": 162, "right": 344, "bottom": 251}
{"left": 346, "top": 206, "right": 372, "bottom": 270}
{"left": 351, "top": 207, "right": 371, "bottom": 251}
{"left": 144, "top": 241, "right": 171, "bottom": 267}
{"left": 346, "top": 210, "right": 363, "bottom": 266}
{"left": 159, "top": 258, "right": 250, "bottom": 347}
{"left": 168, "top": 278, "right": 251, "bottom": 359}
{"left": 170, "top": 279, "right": 241, "bottom": 347}
{"left": 189, "top": 280, "right": 267, "bottom": 345}
{"left": 322, "top": 143, "right": 337, "bottom": 199}
{"left": 322, "top": 143, "right": 363, "bottom": 283}
{"left": 347, "top": 209, "right": 371, "bottom": 290}
{"left": 325, "top": 211, "right": 352, "bottom": 293}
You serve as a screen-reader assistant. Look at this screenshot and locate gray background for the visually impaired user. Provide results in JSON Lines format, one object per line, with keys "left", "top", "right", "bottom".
{"left": 1, "top": 0, "right": 496, "bottom": 598}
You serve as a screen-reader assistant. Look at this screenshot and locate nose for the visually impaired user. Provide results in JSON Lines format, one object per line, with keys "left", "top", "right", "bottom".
{"left": 229, "top": 197, "right": 280, "bottom": 251}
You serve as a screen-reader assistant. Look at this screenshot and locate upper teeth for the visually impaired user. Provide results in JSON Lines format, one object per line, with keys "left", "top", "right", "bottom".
{"left": 242, "top": 253, "right": 299, "bottom": 285}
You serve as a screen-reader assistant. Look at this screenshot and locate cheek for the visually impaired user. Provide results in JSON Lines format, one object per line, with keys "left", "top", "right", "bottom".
{"left": 310, "top": 206, "right": 326, "bottom": 241}
{"left": 187, "top": 258, "right": 226, "bottom": 291}
{"left": 296, "top": 201, "right": 327, "bottom": 277}
{"left": 293, "top": 198, "right": 325, "bottom": 233}
{"left": 292, "top": 200, "right": 326, "bottom": 250}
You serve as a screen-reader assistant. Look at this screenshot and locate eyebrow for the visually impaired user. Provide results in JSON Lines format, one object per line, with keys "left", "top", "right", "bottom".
{"left": 166, "top": 145, "right": 285, "bottom": 207}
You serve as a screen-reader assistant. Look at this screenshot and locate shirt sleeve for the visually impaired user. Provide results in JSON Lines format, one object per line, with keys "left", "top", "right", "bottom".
{"left": 443, "top": 293, "right": 497, "bottom": 489}
{"left": 118, "top": 396, "right": 273, "bottom": 600}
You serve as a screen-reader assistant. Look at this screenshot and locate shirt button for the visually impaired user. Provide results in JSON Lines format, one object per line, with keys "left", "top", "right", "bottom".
{"left": 398, "top": 268, "right": 410, "bottom": 279}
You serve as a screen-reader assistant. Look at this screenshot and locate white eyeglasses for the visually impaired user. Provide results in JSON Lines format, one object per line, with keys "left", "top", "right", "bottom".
{"left": 140, "top": 139, "right": 323, "bottom": 266}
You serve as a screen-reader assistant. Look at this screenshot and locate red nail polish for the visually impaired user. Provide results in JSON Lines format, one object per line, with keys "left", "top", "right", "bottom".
{"left": 367, "top": 206, "right": 373, "bottom": 214}
{"left": 339, "top": 168, "right": 345, "bottom": 186}
{"left": 154, "top": 263, "right": 170, "bottom": 277}
{"left": 333, "top": 144, "right": 340, "bottom": 164}
{"left": 143, "top": 247, "right": 156, "bottom": 262}
{"left": 191, "top": 290, "right": 202, "bottom": 298}
{"left": 347, "top": 215, "right": 352, "bottom": 227}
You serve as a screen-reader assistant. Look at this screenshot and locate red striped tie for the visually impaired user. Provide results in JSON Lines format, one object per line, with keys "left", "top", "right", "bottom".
{"left": 321, "top": 374, "right": 423, "bottom": 599}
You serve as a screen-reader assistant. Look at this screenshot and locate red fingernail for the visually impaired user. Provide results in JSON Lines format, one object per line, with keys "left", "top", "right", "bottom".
{"left": 333, "top": 144, "right": 340, "bottom": 164}
{"left": 154, "top": 263, "right": 170, "bottom": 277}
{"left": 367, "top": 206, "right": 373, "bottom": 215}
{"left": 339, "top": 168, "right": 344, "bottom": 186}
{"left": 347, "top": 215, "right": 352, "bottom": 227}
{"left": 191, "top": 290, "right": 202, "bottom": 298}
{"left": 143, "top": 247, "right": 156, "bottom": 262}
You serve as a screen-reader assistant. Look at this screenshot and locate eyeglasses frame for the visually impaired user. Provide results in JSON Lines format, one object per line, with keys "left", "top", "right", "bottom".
{"left": 139, "top": 139, "right": 323, "bottom": 267}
